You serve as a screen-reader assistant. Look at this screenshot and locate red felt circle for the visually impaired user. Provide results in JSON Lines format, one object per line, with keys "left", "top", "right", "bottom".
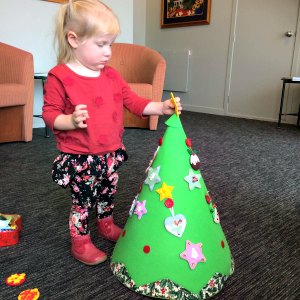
{"left": 186, "top": 138, "right": 192, "bottom": 147}
{"left": 164, "top": 198, "right": 174, "bottom": 208}
{"left": 158, "top": 137, "right": 163, "bottom": 146}
{"left": 221, "top": 240, "right": 225, "bottom": 248}
{"left": 143, "top": 245, "right": 151, "bottom": 253}
{"left": 205, "top": 194, "right": 211, "bottom": 204}
{"left": 122, "top": 230, "right": 126, "bottom": 237}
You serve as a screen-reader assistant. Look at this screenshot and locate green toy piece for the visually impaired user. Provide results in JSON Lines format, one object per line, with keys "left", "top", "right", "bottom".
{"left": 111, "top": 114, "right": 234, "bottom": 299}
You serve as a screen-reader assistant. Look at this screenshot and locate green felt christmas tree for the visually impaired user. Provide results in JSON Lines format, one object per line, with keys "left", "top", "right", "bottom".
{"left": 111, "top": 113, "right": 234, "bottom": 300}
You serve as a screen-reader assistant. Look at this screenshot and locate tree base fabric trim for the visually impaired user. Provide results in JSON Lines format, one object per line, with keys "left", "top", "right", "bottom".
{"left": 111, "top": 259, "right": 234, "bottom": 300}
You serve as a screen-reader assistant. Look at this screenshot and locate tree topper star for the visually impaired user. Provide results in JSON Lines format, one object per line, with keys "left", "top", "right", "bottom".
{"left": 144, "top": 166, "right": 161, "bottom": 191}
{"left": 156, "top": 182, "right": 174, "bottom": 201}
{"left": 184, "top": 169, "right": 201, "bottom": 190}
{"left": 180, "top": 240, "right": 206, "bottom": 270}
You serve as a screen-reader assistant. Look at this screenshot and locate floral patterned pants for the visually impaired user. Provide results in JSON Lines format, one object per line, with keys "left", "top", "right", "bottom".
{"left": 52, "top": 147, "right": 127, "bottom": 237}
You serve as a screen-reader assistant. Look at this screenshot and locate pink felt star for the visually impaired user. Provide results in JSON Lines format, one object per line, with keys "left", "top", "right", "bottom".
{"left": 134, "top": 200, "right": 147, "bottom": 220}
{"left": 180, "top": 240, "right": 206, "bottom": 269}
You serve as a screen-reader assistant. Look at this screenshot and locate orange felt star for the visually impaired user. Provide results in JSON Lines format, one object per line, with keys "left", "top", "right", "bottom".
{"left": 156, "top": 182, "right": 174, "bottom": 201}
{"left": 18, "top": 288, "right": 40, "bottom": 300}
{"left": 5, "top": 273, "right": 26, "bottom": 286}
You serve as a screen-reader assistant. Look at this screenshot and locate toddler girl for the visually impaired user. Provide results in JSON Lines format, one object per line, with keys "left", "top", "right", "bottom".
{"left": 42, "top": 0, "right": 181, "bottom": 265}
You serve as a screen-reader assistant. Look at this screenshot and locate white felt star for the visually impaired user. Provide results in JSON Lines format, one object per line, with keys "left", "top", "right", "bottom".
{"left": 184, "top": 169, "right": 201, "bottom": 190}
{"left": 180, "top": 240, "right": 206, "bottom": 270}
{"left": 134, "top": 200, "right": 147, "bottom": 220}
{"left": 144, "top": 166, "right": 161, "bottom": 191}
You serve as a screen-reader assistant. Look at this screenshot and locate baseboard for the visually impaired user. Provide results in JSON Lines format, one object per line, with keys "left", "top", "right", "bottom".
{"left": 182, "top": 104, "right": 299, "bottom": 125}
{"left": 182, "top": 104, "right": 225, "bottom": 116}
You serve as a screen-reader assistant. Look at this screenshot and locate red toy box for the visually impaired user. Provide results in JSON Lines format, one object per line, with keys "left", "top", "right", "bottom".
{"left": 0, "top": 214, "right": 22, "bottom": 247}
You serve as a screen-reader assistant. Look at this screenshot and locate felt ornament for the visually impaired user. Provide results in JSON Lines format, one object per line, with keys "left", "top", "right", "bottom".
{"left": 180, "top": 240, "right": 206, "bottom": 269}
{"left": 213, "top": 207, "right": 220, "bottom": 224}
{"left": 129, "top": 195, "right": 138, "bottom": 216}
{"left": 188, "top": 149, "right": 201, "bottom": 170}
{"left": 144, "top": 166, "right": 161, "bottom": 191}
{"left": 164, "top": 214, "right": 187, "bottom": 237}
{"left": 18, "top": 288, "right": 40, "bottom": 300}
{"left": 156, "top": 182, "right": 174, "bottom": 201}
{"left": 163, "top": 197, "right": 187, "bottom": 238}
{"left": 170, "top": 92, "right": 180, "bottom": 116}
{"left": 185, "top": 137, "right": 201, "bottom": 170}
{"left": 184, "top": 169, "right": 201, "bottom": 190}
{"left": 134, "top": 200, "right": 147, "bottom": 220}
{"left": 205, "top": 192, "right": 212, "bottom": 204}
{"left": 5, "top": 273, "right": 26, "bottom": 286}
{"left": 145, "top": 146, "right": 160, "bottom": 174}
{"left": 111, "top": 114, "right": 234, "bottom": 299}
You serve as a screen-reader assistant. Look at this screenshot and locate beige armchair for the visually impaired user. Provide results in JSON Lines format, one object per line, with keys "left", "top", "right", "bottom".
{"left": 108, "top": 43, "right": 166, "bottom": 130}
{"left": 0, "top": 42, "right": 34, "bottom": 142}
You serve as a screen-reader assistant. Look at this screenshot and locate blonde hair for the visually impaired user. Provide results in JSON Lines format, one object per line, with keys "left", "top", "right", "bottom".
{"left": 55, "top": 0, "right": 120, "bottom": 64}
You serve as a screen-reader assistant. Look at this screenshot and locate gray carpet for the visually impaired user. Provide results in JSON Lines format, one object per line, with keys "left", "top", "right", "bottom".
{"left": 0, "top": 111, "right": 299, "bottom": 300}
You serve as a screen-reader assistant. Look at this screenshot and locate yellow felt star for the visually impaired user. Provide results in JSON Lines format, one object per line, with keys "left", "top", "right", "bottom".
{"left": 170, "top": 92, "right": 179, "bottom": 117}
{"left": 156, "top": 182, "right": 174, "bottom": 201}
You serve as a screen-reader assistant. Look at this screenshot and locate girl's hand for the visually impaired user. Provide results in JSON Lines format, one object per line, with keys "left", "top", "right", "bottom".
{"left": 162, "top": 97, "right": 182, "bottom": 115}
{"left": 72, "top": 104, "right": 89, "bottom": 128}
{"left": 142, "top": 97, "right": 182, "bottom": 116}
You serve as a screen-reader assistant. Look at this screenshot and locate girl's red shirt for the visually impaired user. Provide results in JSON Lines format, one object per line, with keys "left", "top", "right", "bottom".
{"left": 43, "top": 64, "right": 151, "bottom": 155}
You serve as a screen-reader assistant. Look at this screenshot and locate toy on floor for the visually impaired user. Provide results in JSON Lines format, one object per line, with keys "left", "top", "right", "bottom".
{"left": 5, "top": 273, "right": 40, "bottom": 300}
{"left": 0, "top": 213, "right": 22, "bottom": 247}
{"left": 111, "top": 106, "right": 234, "bottom": 299}
{"left": 5, "top": 273, "right": 26, "bottom": 286}
{"left": 18, "top": 288, "right": 40, "bottom": 300}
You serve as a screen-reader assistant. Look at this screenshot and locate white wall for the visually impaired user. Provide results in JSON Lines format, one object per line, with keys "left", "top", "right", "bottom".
{"left": 0, "top": 0, "right": 135, "bottom": 128}
{"left": 2, "top": 0, "right": 298, "bottom": 129}
{"left": 133, "top": 0, "right": 146, "bottom": 45}
{"left": 145, "top": 0, "right": 233, "bottom": 117}
{"left": 145, "top": 0, "right": 300, "bottom": 125}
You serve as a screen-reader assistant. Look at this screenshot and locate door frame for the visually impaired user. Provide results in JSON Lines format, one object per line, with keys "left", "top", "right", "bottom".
{"left": 287, "top": 2, "right": 300, "bottom": 121}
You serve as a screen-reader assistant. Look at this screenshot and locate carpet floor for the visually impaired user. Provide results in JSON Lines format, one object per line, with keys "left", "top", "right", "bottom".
{"left": 0, "top": 112, "right": 299, "bottom": 299}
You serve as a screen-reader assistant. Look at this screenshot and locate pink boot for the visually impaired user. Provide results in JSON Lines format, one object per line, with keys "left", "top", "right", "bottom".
{"left": 97, "top": 216, "right": 122, "bottom": 242}
{"left": 71, "top": 234, "right": 107, "bottom": 265}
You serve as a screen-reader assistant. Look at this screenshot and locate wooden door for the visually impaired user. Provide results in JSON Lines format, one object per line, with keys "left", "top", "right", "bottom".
{"left": 226, "top": 0, "right": 300, "bottom": 122}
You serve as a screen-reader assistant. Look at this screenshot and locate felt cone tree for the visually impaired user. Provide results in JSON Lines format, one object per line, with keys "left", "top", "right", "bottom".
{"left": 111, "top": 110, "right": 234, "bottom": 300}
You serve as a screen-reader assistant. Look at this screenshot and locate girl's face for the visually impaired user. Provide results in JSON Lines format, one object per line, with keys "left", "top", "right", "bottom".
{"left": 69, "top": 33, "right": 117, "bottom": 71}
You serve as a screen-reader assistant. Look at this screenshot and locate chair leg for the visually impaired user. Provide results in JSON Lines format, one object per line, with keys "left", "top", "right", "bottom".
{"left": 45, "top": 126, "right": 50, "bottom": 138}
{"left": 277, "top": 81, "right": 286, "bottom": 128}
{"left": 297, "top": 104, "right": 300, "bottom": 126}
{"left": 149, "top": 116, "right": 158, "bottom": 130}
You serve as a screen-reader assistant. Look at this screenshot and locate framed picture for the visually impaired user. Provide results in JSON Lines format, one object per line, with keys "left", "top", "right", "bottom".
{"left": 161, "top": 0, "right": 211, "bottom": 28}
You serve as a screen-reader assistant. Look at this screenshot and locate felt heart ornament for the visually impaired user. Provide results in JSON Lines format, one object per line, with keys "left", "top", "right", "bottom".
{"left": 164, "top": 214, "right": 187, "bottom": 237}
